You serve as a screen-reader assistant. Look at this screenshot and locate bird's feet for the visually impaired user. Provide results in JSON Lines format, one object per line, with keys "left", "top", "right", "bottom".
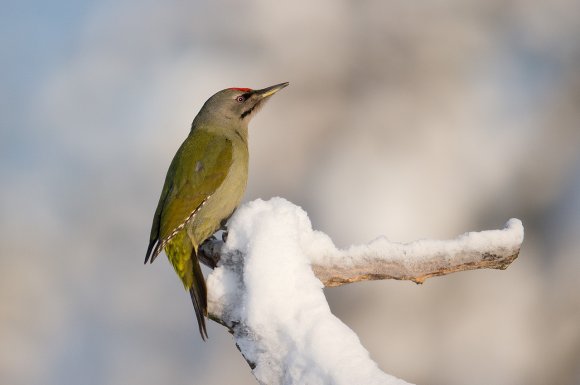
{"left": 219, "top": 217, "right": 230, "bottom": 243}
{"left": 198, "top": 236, "right": 221, "bottom": 269}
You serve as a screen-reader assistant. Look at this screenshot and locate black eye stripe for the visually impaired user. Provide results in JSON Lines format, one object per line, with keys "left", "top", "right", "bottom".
{"left": 241, "top": 106, "right": 252, "bottom": 119}
{"left": 236, "top": 92, "right": 253, "bottom": 103}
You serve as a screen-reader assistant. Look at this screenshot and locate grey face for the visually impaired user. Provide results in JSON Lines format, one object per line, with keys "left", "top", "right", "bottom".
{"left": 199, "top": 88, "right": 262, "bottom": 123}
{"left": 201, "top": 83, "right": 289, "bottom": 123}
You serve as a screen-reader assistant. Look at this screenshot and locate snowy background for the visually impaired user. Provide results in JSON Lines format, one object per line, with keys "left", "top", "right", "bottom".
{"left": 1, "top": 1, "right": 579, "bottom": 385}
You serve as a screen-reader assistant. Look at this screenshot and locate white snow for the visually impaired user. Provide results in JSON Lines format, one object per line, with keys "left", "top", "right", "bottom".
{"left": 308, "top": 217, "right": 524, "bottom": 269}
{"left": 206, "top": 198, "right": 523, "bottom": 385}
{"left": 208, "top": 198, "right": 411, "bottom": 385}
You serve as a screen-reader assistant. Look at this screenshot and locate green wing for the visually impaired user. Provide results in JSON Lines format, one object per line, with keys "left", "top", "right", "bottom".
{"left": 145, "top": 129, "right": 233, "bottom": 263}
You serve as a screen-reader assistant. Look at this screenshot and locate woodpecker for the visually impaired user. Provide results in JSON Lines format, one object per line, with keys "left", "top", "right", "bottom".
{"left": 145, "top": 82, "right": 289, "bottom": 339}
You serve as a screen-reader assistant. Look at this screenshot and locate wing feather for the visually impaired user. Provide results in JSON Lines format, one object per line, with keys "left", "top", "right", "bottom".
{"left": 145, "top": 129, "right": 233, "bottom": 263}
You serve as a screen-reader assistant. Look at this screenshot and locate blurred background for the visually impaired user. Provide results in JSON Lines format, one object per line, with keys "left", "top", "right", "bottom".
{"left": 1, "top": 0, "right": 579, "bottom": 384}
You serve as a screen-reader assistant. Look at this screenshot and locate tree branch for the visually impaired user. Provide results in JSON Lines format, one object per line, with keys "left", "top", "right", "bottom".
{"left": 200, "top": 218, "right": 523, "bottom": 287}
{"left": 200, "top": 199, "right": 524, "bottom": 385}
{"left": 311, "top": 218, "right": 523, "bottom": 286}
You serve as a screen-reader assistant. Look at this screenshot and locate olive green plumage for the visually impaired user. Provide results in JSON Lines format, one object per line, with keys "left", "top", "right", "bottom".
{"left": 145, "top": 82, "right": 288, "bottom": 339}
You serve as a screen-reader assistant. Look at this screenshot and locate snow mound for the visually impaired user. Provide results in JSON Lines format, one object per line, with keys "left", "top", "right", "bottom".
{"left": 207, "top": 198, "right": 411, "bottom": 385}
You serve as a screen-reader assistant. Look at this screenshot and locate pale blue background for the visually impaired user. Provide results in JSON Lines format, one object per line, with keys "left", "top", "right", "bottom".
{"left": 1, "top": 1, "right": 579, "bottom": 384}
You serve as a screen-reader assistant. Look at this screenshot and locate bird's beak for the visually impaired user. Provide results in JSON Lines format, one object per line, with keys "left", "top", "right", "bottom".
{"left": 254, "top": 82, "right": 289, "bottom": 99}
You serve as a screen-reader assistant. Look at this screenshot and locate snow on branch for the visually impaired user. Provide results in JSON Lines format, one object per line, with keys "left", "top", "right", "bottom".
{"left": 310, "top": 218, "right": 523, "bottom": 286}
{"left": 201, "top": 198, "right": 523, "bottom": 385}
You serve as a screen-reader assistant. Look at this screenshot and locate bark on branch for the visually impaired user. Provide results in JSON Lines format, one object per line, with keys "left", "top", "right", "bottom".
{"left": 312, "top": 219, "right": 522, "bottom": 286}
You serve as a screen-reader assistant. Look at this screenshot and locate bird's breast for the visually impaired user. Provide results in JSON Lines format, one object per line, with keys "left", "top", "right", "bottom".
{"left": 188, "top": 144, "right": 249, "bottom": 246}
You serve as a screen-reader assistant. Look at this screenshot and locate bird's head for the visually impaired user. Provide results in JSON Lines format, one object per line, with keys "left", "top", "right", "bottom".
{"left": 195, "top": 82, "right": 289, "bottom": 128}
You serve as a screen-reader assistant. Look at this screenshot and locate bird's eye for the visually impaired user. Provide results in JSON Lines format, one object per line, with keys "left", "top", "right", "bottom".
{"left": 236, "top": 95, "right": 245, "bottom": 103}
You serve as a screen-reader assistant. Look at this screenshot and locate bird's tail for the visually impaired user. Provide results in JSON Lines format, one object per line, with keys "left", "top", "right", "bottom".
{"left": 190, "top": 249, "right": 208, "bottom": 340}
